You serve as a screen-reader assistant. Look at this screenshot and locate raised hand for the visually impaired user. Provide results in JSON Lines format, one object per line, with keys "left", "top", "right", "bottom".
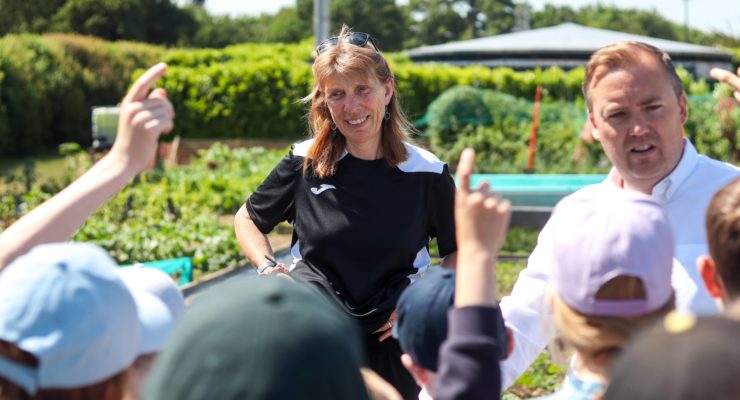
{"left": 453, "top": 148, "right": 511, "bottom": 307}
{"left": 455, "top": 148, "right": 511, "bottom": 257}
{"left": 711, "top": 67, "right": 740, "bottom": 103}
{"left": 0, "top": 63, "right": 175, "bottom": 271}
{"left": 432, "top": 148, "right": 512, "bottom": 400}
{"left": 110, "top": 62, "right": 175, "bottom": 174}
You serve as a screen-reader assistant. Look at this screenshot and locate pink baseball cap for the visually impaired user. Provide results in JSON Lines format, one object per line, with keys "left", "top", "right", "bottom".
{"left": 550, "top": 187, "right": 675, "bottom": 317}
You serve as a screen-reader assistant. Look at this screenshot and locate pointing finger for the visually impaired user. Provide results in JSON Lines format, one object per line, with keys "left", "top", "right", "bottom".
{"left": 456, "top": 148, "right": 475, "bottom": 194}
{"left": 123, "top": 63, "right": 168, "bottom": 105}
{"left": 711, "top": 67, "right": 740, "bottom": 91}
{"left": 149, "top": 87, "right": 169, "bottom": 102}
{"left": 141, "top": 96, "right": 175, "bottom": 119}
{"left": 477, "top": 181, "right": 491, "bottom": 195}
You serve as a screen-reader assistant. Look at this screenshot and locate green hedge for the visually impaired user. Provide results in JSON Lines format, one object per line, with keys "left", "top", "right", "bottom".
{"left": 0, "top": 36, "right": 717, "bottom": 155}
{"left": 156, "top": 48, "right": 709, "bottom": 140}
{"left": 395, "top": 64, "right": 587, "bottom": 120}
{"left": 162, "top": 40, "right": 315, "bottom": 67}
{"left": 154, "top": 62, "right": 618, "bottom": 140}
{"left": 147, "top": 48, "right": 600, "bottom": 140}
{"left": 685, "top": 84, "right": 740, "bottom": 163}
{"left": 156, "top": 60, "right": 313, "bottom": 140}
{"left": 0, "top": 34, "right": 163, "bottom": 155}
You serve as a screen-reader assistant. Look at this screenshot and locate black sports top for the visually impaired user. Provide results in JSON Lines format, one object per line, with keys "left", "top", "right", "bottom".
{"left": 247, "top": 139, "right": 456, "bottom": 310}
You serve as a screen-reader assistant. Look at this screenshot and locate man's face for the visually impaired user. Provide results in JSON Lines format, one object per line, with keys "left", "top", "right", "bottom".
{"left": 588, "top": 55, "right": 687, "bottom": 192}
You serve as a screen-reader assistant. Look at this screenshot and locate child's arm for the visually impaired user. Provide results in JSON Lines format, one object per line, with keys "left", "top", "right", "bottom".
{"left": 0, "top": 63, "right": 174, "bottom": 270}
{"left": 435, "top": 148, "right": 511, "bottom": 399}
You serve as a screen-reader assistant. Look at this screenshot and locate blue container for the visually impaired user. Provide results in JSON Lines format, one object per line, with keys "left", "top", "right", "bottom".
{"left": 468, "top": 174, "right": 607, "bottom": 207}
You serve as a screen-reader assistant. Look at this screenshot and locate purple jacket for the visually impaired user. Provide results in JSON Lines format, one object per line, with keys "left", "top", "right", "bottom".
{"left": 436, "top": 305, "right": 504, "bottom": 399}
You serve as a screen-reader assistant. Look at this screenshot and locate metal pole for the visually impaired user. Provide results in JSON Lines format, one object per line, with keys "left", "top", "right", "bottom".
{"left": 683, "top": 0, "right": 689, "bottom": 42}
{"left": 314, "top": 0, "right": 331, "bottom": 47}
{"left": 527, "top": 85, "right": 542, "bottom": 173}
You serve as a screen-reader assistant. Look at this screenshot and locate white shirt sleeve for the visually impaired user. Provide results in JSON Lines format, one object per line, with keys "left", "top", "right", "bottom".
{"left": 499, "top": 219, "right": 557, "bottom": 388}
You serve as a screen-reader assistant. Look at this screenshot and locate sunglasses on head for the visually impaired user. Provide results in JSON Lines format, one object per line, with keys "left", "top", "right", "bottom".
{"left": 316, "top": 32, "right": 379, "bottom": 55}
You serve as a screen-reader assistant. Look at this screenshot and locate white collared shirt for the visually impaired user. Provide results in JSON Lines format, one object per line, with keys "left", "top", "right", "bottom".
{"left": 498, "top": 139, "right": 739, "bottom": 388}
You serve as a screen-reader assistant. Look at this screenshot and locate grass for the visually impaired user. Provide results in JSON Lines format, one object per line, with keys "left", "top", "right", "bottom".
{"left": 506, "top": 353, "right": 567, "bottom": 399}
{"left": 0, "top": 153, "right": 69, "bottom": 193}
{"left": 498, "top": 259, "right": 567, "bottom": 398}
{"left": 497, "top": 259, "right": 526, "bottom": 298}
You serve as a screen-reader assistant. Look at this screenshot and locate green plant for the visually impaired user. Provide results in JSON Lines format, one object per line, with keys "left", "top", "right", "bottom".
{"left": 506, "top": 353, "right": 567, "bottom": 398}
{"left": 426, "top": 86, "right": 611, "bottom": 173}
{"left": 66, "top": 144, "right": 285, "bottom": 272}
{"left": 685, "top": 91, "right": 740, "bottom": 165}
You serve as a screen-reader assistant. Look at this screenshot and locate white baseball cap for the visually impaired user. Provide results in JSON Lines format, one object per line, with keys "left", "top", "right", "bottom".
{"left": 550, "top": 188, "right": 675, "bottom": 316}
{"left": 119, "top": 265, "right": 186, "bottom": 321}
{"left": 0, "top": 243, "right": 141, "bottom": 394}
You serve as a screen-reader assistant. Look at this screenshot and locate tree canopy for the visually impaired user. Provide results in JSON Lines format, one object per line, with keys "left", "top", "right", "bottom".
{"left": 0, "top": 0, "right": 737, "bottom": 49}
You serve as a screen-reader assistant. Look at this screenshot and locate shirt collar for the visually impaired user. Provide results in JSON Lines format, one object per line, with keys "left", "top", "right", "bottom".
{"left": 652, "top": 138, "right": 698, "bottom": 202}
{"left": 604, "top": 138, "right": 698, "bottom": 202}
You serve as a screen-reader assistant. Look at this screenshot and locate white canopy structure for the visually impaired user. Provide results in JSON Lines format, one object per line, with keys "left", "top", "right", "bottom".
{"left": 405, "top": 23, "right": 733, "bottom": 78}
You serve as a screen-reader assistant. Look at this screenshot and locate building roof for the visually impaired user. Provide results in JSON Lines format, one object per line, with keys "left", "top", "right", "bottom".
{"left": 406, "top": 23, "right": 732, "bottom": 61}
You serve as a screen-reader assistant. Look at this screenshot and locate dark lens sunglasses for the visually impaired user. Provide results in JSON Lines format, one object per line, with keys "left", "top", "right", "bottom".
{"left": 316, "top": 32, "right": 379, "bottom": 55}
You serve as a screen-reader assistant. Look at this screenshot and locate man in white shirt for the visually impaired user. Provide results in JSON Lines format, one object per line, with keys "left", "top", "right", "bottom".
{"left": 499, "top": 41, "right": 740, "bottom": 387}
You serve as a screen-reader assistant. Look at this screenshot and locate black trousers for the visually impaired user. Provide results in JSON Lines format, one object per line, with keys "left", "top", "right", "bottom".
{"left": 364, "top": 332, "right": 421, "bottom": 400}
{"left": 291, "top": 261, "right": 420, "bottom": 399}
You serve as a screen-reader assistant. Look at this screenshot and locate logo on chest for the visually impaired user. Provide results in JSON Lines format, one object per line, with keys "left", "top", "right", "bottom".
{"left": 310, "top": 184, "right": 337, "bottom": 195}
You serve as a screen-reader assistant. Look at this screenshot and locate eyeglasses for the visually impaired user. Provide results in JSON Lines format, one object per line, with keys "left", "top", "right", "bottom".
{"left": 316, "top": 32, "right": 379, "bottom": 55}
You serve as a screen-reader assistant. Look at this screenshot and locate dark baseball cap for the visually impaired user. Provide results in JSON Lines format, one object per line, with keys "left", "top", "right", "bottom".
{"left": 395, "top": 267, "right": 456, "bottom": 372}
{"left": 606, "top": 312, "right": 740, "bottom": 400}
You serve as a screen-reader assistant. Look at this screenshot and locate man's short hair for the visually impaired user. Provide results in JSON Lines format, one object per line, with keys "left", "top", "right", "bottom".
{"left": 706, "top": 178, "right": 740, "bottom": 298}
{"left": 583, "top": 41, "right": 684, "bottom": 109}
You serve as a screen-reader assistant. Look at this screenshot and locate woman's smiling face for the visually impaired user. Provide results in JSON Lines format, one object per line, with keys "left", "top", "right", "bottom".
{"left": 324, "top": 72, "right": 393, "bottom": 149}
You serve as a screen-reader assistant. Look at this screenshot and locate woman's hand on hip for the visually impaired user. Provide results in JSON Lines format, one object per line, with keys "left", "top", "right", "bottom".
{"left": 373, "top": 310, "right": 398, "bottom": 342}
{"left": 258, "top": 262, "right": 290, "bottom": 275}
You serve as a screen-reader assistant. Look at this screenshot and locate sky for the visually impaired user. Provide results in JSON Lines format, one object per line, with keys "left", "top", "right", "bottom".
{"left": 202, "top": 0, "right": 740, "bottom": 36}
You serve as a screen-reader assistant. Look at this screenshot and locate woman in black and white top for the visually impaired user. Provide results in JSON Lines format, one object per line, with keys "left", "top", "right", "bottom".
{"left": 234, "top": 26, "right": 456, "bottom": 399}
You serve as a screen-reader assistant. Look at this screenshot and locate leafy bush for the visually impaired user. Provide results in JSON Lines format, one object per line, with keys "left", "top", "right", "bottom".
{"left": 0, "top": 35, "right": 81, "bottom": 154}
{"left": 1, "top": 144, "right": 286, "bottom": 273}
{"left": 0, "top": 34, "right": 163, "bottom": 155}
{"left": 68, "top": 144, "right": 286, "bottom": 272}
{"left": 426, "top": 86, "right": 609, "bottom": 173}
{"left": 426, "top": 86, "right": 493, "bottom": 148}
{"left": 686, "top": 88, "right": 740, "bottom": 163}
